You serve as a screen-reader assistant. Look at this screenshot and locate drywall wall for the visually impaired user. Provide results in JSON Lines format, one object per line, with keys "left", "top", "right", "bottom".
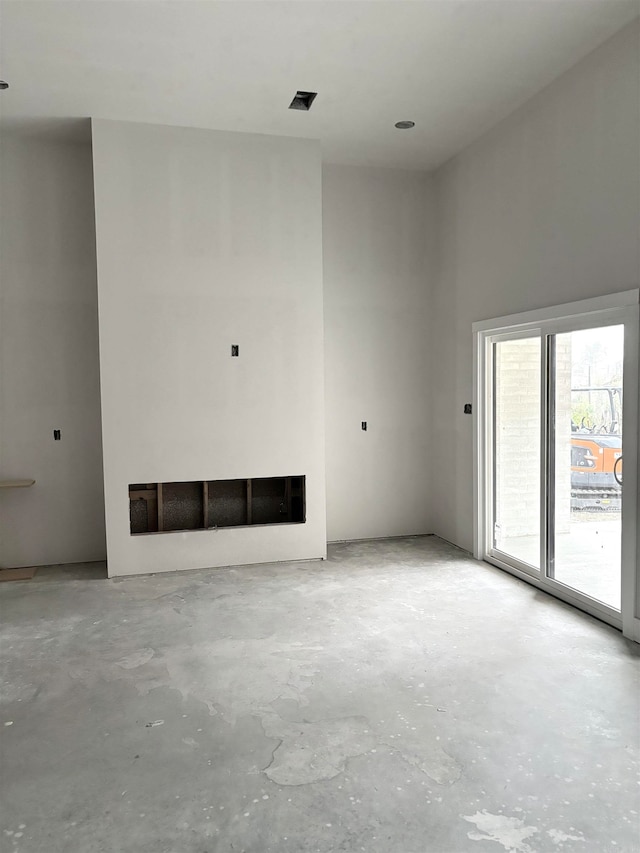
{"left": 430, "top": 20, "right": 640, "bottom": 553}
{"left": 91, "top": 119, "right": 326, "bottom": 577}
{"left": 323, "top": 165, "right": 433, "bottom": 541}
{"left": 0, "top": 135, "right": 106, "bottom": 567}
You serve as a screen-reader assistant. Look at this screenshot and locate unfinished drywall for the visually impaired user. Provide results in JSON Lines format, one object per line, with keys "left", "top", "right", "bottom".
{"left": 0, "top": 135, "right": 106, "bottom": 567}
{"left": 430, "top": 20, "right": 639, "bottom": 554}
{"left": 323, "top": 165, "right": 433, "bottom": 541}
{"left": 91, "top": 120, "right": 326, "bottom": 576}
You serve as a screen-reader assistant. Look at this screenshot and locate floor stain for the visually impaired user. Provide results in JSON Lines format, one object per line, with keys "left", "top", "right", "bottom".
{"left": 463, "top": 810, "right": 539, "bottom": 852}
{"left": 261, "top": 713, "right": 377, "bottom": 785}
{"left": 386, "top": 740, "right": 462, "bottom": 785}
{"left": 117, "top": 648, "right": 155, "bottom": 669}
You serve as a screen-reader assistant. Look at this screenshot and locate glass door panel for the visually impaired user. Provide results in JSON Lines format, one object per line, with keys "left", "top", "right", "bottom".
{"left": 549, "top": 326, "right": 623, "bottom": 610}
{"left": 493, "top": 336, "right": 541, "bottom": 570}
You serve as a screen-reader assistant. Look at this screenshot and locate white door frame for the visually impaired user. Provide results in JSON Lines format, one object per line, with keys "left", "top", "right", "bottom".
{"left": 472, "top": 290, "right": 639, "bottom": 641}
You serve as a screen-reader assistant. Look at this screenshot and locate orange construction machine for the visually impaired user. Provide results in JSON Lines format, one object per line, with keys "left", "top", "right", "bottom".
{"left": 571, "top": 386, "right": 622, "bottom": 511}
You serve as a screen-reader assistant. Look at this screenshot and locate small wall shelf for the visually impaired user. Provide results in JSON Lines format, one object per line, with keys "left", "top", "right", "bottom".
{"left": 0, "top": 479, "right": 36, "bottom": 489}
{"left": 129, "top": 476, "right": 305, "bottom": 535}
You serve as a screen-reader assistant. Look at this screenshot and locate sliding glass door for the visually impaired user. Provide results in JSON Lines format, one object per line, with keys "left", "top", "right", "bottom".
{"left": 547, "top": 326, "right": 624, "bottom": 609}
{"left": 477, "top": 295, "right": 638, "bottom": 631}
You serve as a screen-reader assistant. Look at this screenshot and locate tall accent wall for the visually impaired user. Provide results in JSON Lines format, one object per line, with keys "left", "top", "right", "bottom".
{"left": 91, "top": 120, "right": 326, "bottom": 577}
{"left": 323, "top": 165, "right": 433, "bottom": 541}
{"left": 429, "top": 21, "right": 639, "bottom": 552}
{"left": 0, "top": 136, "right": 106, "bottom": 567}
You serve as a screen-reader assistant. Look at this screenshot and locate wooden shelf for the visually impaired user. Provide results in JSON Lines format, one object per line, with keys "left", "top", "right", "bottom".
{"left": 0, "top": 567, "right": 36, "bottom": 581}
{"left": 0, "top": 479, "right": 35, "bottom": 489}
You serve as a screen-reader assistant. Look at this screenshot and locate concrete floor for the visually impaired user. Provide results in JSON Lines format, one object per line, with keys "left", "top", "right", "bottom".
{"left": 1, "top": 536, "right": 639, "bottom": 853}
{"left": 500, "top": 511, "right": 622, "bottom": 609}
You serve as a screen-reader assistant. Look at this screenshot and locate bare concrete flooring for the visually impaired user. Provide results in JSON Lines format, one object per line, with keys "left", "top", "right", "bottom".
{"left": 1, "top": 536, "right": 639, "bottom": 853}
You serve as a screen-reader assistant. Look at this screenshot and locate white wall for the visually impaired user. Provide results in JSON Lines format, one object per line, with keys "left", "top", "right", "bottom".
{"left": 0, "top": 136, "right": 106, "bottom": 567}
{"left": 91, "top": 120, "right": 326, "bottom": 577}
{"left": 3, "top": 20, "right": 637, "bottom": 578}
{"left": 323, "top": 165, "right": 433, "bottom": 541}
{"left": 430, "top": 20, "right": 640, "bottom": 554}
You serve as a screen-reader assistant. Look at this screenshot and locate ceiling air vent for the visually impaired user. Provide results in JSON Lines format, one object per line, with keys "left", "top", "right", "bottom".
{"left": 289, "top": 91, "right": 317, "bottom": 111}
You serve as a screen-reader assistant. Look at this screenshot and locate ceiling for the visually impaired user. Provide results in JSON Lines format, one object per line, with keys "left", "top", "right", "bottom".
{"left": 1, "top": 0, "right": 638, "bottom": 171}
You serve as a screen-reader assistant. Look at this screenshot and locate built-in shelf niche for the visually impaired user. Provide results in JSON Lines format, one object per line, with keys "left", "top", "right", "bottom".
{"left": 129, "top": 476, "right": 305, "bottom": 535}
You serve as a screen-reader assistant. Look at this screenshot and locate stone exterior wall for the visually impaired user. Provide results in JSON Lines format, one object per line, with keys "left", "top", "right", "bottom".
{"left": 495, "top": 338, "right": 541, "bottom": 543}
{"left": 494, "top": 337, "right": 571, "bottom": 545}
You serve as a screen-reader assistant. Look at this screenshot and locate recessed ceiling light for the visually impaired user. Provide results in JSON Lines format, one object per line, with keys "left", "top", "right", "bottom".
{"left": 289, "top": 91, "right": 317, "bottom": 111}
{"left": 395, "top": 120, "right": 415, "bottom": 129}
{"left": 0, "top": 81, "right": 9, "bottom": 91}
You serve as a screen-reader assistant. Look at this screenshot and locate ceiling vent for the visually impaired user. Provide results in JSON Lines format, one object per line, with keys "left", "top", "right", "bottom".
{"left": 289, "top": 91, "right": 317, "bottom": 111}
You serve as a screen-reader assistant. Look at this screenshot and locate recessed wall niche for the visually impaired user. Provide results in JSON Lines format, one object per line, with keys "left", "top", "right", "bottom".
{"left": 129, "top": 477, "right": 305, "bottom": 535}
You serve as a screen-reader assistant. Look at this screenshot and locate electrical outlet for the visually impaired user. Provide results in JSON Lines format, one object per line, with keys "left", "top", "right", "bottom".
{"left": 231, "top": 345, "right": 239, "bottom": 357}
{"left": 464, "top": 403, "right": 472, "bottom": 415}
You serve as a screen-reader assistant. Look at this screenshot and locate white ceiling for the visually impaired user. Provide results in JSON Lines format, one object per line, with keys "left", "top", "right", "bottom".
{"left": 1, "top": 0, "right": 638, "bottom": 171}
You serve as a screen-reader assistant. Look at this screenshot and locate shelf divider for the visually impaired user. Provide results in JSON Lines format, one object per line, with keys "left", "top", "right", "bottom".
{"left": 203, "top": 481, "right": 209, "bottom": 529}
{"left": 157, "top": 482, "right": 164, "bottom": 531}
